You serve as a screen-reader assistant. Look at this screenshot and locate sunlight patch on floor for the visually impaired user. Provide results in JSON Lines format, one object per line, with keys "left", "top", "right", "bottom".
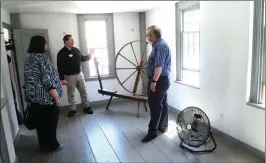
{"left": 165, "top": 120, "right": 178, "bottom": 139}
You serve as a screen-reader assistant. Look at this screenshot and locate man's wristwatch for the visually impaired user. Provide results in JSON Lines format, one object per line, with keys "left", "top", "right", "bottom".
{"left": 152, "top": 80, "right": 157, "bottom": 83}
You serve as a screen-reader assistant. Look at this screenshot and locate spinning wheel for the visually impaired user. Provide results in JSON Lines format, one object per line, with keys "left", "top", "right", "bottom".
{"left": 115, "top": 40, "right": 151, "bottom": 96}
{"left": 95, "top": 40, "right": 151, "bottom": 117}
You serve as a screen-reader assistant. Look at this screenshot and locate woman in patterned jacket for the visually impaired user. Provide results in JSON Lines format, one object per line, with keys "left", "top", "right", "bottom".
{"left": 24, "top": 35, "right": 64, "bottom": 152}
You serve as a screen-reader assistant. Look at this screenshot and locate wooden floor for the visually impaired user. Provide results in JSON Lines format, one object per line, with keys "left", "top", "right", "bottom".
{"left": 16, "top": 101, "right": 263, "bottom": 163}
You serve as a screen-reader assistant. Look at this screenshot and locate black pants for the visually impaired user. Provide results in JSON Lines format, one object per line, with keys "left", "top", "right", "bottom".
{"left": 31, "top": 102, "right": 60, "bottom": 151}
{"left": 148, "top": 76, "right": 170, "bottom": 133}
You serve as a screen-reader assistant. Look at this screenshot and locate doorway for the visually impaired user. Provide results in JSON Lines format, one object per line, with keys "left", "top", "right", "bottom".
{"left": 2, "top": 22, "right": 23, "bottom": 124}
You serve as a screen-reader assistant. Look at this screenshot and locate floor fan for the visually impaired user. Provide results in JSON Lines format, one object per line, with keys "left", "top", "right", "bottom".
{"left": 176, "top": 106, "right": 217, "bottom": 153}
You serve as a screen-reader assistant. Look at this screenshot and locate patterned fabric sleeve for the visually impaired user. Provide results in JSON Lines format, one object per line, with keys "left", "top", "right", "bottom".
{"left": 154, "top": 44, "right": 168, "bottom": 67}
{"left": 24, "top": 64, "right": 35, "bottom": 102}
{"left": 39, "top": 57, "right": 56, "bottom": 91}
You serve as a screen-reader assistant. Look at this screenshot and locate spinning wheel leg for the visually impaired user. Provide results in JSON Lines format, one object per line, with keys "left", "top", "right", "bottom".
{"left": 143, "top": 102, "right": 148, "bottom": 112}
{"left": 137, "top": 102, "right": 140, "bottom": 117}
{"left": 106, "top": 94, "right": 114, "bottom": 110}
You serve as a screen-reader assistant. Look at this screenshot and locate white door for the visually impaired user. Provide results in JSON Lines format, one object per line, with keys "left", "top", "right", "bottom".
{"left": 13, "top": 29, "right": 50, "bottom": 112}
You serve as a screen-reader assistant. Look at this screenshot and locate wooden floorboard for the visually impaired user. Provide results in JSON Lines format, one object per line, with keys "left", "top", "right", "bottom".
{"left": 15, "top": 102, "right": 263, "bottom": 163}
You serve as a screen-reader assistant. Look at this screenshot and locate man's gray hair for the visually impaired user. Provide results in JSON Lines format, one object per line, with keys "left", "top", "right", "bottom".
{"left": 147, "top": 25, "right": 162, "bottom": 39}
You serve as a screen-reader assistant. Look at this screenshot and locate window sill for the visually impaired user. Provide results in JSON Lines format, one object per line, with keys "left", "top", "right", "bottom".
{"left": 174, "top": 80, "right": 200, "bottom": 89}
{"left": 246, "top": 102, "right": 265, "bottom": 110}
{"left": 85, "top": 75, "right": 116, "bottom": 82}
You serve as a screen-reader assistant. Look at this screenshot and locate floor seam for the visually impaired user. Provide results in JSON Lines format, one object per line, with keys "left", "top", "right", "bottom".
{"left": 77, "top": 114, "right": 97, "bottom": 163}
{"left": 64, "top": 117, "right": 75, "bottom": 163}
{"left": 105, "top": 112, "right": 147, "bottom": 163}
{"left": 136, "top": 128, "right": 173, "bottom": 163}
{"left": 94, "top": 113, "right": 121, "bottom": 163}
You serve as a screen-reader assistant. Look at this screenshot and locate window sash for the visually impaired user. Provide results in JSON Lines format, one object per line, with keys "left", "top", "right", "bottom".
{"left": 176, "top": 1, "right": 200, "bottom": 84}
{"left": 78, "top": 14, "right": 115, "bottom": 79}
{"left": 181, "top": 31, "right": 200, "bottom": 71}
{"left": 88, "top": 47, "right": 109, "bottom": 77}
{"left": 250, "top": 1, "right": 265, "bottom": 105}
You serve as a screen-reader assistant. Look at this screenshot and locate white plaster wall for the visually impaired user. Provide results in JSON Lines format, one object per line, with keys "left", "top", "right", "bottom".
{"left": 19, "top": 12, "right": 141, "bottom": 105}
{"left": 145, "top": 1, "right": 265, "bottom": 152}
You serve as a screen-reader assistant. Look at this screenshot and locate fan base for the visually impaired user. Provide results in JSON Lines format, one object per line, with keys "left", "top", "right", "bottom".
{"left": 180, "top": 131, "right": 217, "bottom": 154}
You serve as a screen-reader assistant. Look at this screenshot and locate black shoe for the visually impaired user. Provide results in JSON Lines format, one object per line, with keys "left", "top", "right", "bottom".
{"left": 141, "top": 132, "right": 158, "bottom": 142}
{"left": 159, "top": 128, "right": 168, "bottom": 133}
{"left": 52, "top": 144, "right": 65, "bottom": 152}
{"left": 84, "top": 107, "right": 93, "bottom": 114}
{"left": 68, "top": 110, "right": 76, "bottom": 118}
{"left": 40, "top": 144, "right": 65, "bottom": 153}
{"left": 39, "top": 147, "right": 51, "bottom": 153}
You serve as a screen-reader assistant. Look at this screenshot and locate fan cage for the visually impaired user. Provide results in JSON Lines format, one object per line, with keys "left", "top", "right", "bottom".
{"left": 176, "top": 106, "right": 211, "bottom": 148}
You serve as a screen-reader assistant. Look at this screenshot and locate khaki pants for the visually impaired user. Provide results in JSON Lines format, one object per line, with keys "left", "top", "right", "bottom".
{"left": 65, "top": 72, "right": 89, "bottom": 111}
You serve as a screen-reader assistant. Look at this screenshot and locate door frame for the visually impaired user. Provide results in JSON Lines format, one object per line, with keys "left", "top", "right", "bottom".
{"left": 2, "top": 22, "right": 25, "bottom": 119}
{"left": 13, "top": 29, "right": 50, "bottom": 116}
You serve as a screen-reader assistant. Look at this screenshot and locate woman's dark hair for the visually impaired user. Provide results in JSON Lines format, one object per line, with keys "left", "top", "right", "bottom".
{"left": 63, "top": 34, "right": 72, "bottom": 44}
{"left": 27, "top": 35, "right": 46, "bottom": 53}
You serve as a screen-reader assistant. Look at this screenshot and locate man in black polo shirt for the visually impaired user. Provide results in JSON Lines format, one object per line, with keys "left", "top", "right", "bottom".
{"left": 57, "top": 34, "right": 94, "bottom": 117}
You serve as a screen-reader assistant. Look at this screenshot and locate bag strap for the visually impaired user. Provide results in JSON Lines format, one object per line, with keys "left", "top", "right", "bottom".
{"left": 24, "top": 102, "right": 31, "bottom": 115}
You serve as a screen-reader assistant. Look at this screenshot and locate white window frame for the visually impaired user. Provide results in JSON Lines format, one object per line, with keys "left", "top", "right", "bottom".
{"left": 248, "top": 1, "right": 265, "bottom": 109}
{"left": 175, "top": 1, "right": 200, "bottom": 88}
{"left": 78, "top": 14, "right": 116, "bottom": 81}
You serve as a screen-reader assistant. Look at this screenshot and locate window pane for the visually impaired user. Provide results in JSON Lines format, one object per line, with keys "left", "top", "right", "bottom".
{"left": 259, "top": 1, "right": 265, "bottom": 105}
{"left": 85, "top": 20, "right": 107, "bottom": 49}
{"left": 249, "top": 1, "right": 266, "bottom": 105}
{"left": 182, "top": 32, "right": 200, "bottom": 70}
{"left": 261, "top": 84, "right": 265, "bottom": 104}
{"left": 3, "top": 28, "right": 10, "bottom": 42}
{"left": 263, "top": 2, "right": 265, "bottom": 27}
{"left": 182, "top": 70, "right": 199, "bottom": 87}
{"left": 88, "top": 48, "right": 109, "bottom": 77}
{"left": 181, "top": 7, "right": 200, "bottom": 86}
{"left": 84, "top": 20, "right": 109, "bottom": 77}
{"left": 89, "top": 67, "right": 97, "bottom": 77}
{"left": 260, "top": 44, "right": 265, "bottom": 104}
{"left": 182, "top": 9, "right": 200, "bottom": 32}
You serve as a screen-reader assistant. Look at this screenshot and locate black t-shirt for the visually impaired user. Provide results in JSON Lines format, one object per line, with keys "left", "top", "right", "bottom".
{"left": 57, "top": 46, "right": 90, "bottom": 80}
{"left": 7, "top": 54, "right": 11, "bottom": 64}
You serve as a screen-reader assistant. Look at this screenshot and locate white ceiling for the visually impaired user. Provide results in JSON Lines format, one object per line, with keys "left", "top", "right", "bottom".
{"left": 2, "top": 1, "right": 177, "bottom": 14}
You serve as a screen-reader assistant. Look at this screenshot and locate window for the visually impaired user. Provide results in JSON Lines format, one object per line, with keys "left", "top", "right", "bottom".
{"left": 3, "top": 28, "right": 10, "bottom": 42}
{"left": 176, "top": 1, "right": 200, "bottom": 88}
{"left": 78, "top": 14, "right": 115, "bottom": 79}
{"left": 249, "top": 1, "right": 265, "bottom": 108}
{"left": 85, "top": 20, "right": 109, "bottom": 77}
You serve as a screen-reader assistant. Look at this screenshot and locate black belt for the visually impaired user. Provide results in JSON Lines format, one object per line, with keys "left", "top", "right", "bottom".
{"left": 65, "top": 72, "right": 80, "bottom": 76}
{"left": 148, "top": 75, "right": 169, "bottom": 80}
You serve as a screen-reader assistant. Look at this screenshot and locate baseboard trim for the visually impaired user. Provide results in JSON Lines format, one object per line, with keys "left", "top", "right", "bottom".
{"left": 14, "top": 128, "right": 20, "bottom": 163}
{"left": 168, "top": 105, "right": 265, "bottom": 161}
{"left": 59, "top": 97, "right": 127, "bottom": 111}
{"left": 14, "top": 156, "right": 19, "bottom": 163}
{"left": 13, "top": 128, "right": 20, "bottom": 148}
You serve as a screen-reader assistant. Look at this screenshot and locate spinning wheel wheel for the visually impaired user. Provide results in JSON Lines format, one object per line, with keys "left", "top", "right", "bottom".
{"left": 115, "top": 40, "right": 151, "bottom": 96}
{"left": 95, "top": 40, "right": 151, "bottom": 117}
